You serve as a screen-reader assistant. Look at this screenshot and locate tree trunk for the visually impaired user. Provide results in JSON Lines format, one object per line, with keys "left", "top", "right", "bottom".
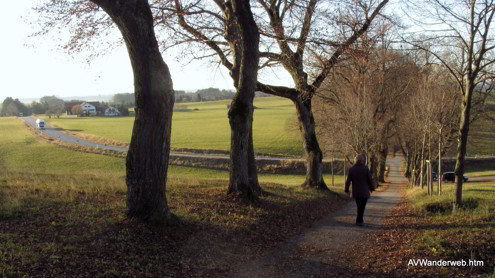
{"left": 227, "top": 0, "right": 261, "bottom": 201}
{"left": 419, "top": 132, "right": 426, "bottom": 188}
{"left": 404, "top": 151, "right": 412, "bottom": 179}
{"left": 370, "top": 153, "right": 379, "bottom": 187}
{"left": 454, "top": 82, "right": 474, "bottom": 206}
{"left": 438, "top": 127, "right": 442, "bottom": 195}
{"left": 247, "top": 130, "right": 261, "bottom": 194}
{"left": 378, "top": 143, "right": 388, "bottom": 182}
{"left": 295, "top": 96, "right": 328, "bottom": 190}
{"left": 256, "top": 84, "right": 327, "bottom": 190}
{"left": 428, "top": 120, "right": 433, "bottom": 195}
{"left": 92, "top": 0, "right": 175, "bottom": 222}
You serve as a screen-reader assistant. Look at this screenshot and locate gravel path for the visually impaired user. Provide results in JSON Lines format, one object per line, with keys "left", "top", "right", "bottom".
{"left": 231, "top": 156, "right": 406, "bottom": 278}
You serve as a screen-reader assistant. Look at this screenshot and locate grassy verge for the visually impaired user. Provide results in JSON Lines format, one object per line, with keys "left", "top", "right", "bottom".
{"left": 0, "top": 117, "right": 349, "bottom": 276}
{"left": 340, "top": 182, "right": 494, "bottom": 277}
{"left": 466, "top": 170, "right": 495, "bottom": 177}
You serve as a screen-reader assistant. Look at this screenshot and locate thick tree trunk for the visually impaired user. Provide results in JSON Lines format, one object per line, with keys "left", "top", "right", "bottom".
{"left": 454, "top": 83, "right": 474, "bottom": 206}
{"left": 294, "top": 96, "right": 328, "bottom": 190}
{"left": 255, "top": 84, "right": 327, "bottom": 190}
{"left": 92, "top": 0, "right": 175, "bottom": 222}
{"left": 378, "top": 143, "right": 388, "bottom": 182}
{"left": 227, "top": 0, "right": 261, "bottom": 201}
{"left": 228, "top": 101, "right": 258, "bottom": 199}
{"left": 247, "top": 130, "right": 261, "bottom": 194}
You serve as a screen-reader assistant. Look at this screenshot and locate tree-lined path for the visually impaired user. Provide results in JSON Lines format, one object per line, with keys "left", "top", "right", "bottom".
{"left": 232, "top": 156, "right": 405, "bottom": 278}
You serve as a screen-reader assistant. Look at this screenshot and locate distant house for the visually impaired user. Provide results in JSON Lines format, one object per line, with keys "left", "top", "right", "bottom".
{"left": 81, "top": 102, "right": 97, "bottom": 116}
{"left": 65, "top": 101, "right": 83, "bottom": 115}
{"left": 104, "top": 106, "right": 121, "bottom": 116}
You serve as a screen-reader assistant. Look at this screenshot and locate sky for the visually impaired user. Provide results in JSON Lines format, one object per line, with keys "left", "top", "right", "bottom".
{"left": 0, "top": 2, "right": 292, "bottom": 103}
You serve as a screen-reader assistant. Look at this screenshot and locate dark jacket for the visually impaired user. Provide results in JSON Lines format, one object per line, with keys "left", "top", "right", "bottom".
{"left": 345, "top": 163, "right": 374, "bottom": 198}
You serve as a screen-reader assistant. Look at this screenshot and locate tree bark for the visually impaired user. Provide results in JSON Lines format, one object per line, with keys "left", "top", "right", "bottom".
{"left": 419, "top": 132, "right": 426, "bottom": 188}
{"left": 295, "top": 96, "right": 328, "bottom": 190}
{"left": 91, "top": 0, "right": 175, "bottom": 222}
{"left": 255, "top": 84, "right": 327, "bottom": 190}
{"left": 438, "top": 127, "right": 442, "bottom": 195}
{"left": 454, "top": 82, "right": 474, "bottom": 205}
{"left": 227, "top": 0, "right": 261, "bottom": 201}
{"left": 378, "top": 143, "right": 388, "bottom": 182}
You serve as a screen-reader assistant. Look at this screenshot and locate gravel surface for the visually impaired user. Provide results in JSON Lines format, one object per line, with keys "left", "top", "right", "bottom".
{"left": 231, "top": 156, "right": 406, "bottom": 278}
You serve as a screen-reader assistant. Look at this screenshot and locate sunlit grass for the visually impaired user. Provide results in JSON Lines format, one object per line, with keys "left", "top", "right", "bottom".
{"left": 467, "top": 111, "right": 495, "bottom": 157}
{"left": 45, "top": 96, "right": 303, "bottom": 156}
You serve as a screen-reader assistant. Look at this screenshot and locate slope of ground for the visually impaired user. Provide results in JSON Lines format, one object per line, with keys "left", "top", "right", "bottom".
{"left": 43, "top": 97, "right": 302, "bottom": 156}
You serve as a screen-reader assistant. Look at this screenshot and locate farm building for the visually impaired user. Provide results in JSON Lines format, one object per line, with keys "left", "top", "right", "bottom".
{"left": 81, "top": 102, "right": 97, "bottom": 116}
{"left": 104, "top": 106, "right": 121, "bottom": 116}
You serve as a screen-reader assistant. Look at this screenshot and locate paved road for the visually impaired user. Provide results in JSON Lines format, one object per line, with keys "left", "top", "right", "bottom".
{"left": 22, "top": 116, "right": 303, "bottom": 161}
{"left": 23, "top": 116, "right": 127, "bottom": 152}
{"left": 231, "top": 156, "right": 406, "bottom": 278}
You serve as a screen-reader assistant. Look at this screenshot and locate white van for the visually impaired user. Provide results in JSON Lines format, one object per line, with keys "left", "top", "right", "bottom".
{"left": 36, "top": 119, "right": 45, "bottom": 130}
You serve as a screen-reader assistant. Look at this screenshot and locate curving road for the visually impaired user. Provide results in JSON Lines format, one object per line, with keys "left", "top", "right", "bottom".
{"left": 20, "top": 116, "right": 495, "bottom": 179}
{"left": 21, "top": 116, "right": 304, "bottom": 161}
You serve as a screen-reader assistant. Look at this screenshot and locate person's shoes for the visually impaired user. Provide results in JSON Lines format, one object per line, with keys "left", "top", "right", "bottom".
{"left": 356, "top": 222, "right": 363, "bottom": 226}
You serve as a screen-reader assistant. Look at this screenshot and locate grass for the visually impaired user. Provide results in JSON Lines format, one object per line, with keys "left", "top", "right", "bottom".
{"left": 44, "top": 96, "right": 303, "bottom": 156}
{"left": 467, "top": 111, "right": 495, "bottom": 157}
{"left": 0, "top": 117, "right": 349, "bottom": 276}
{"left": 342, "top": 181, "right": 494, "bottom": 277}
{"left": 403, "top": 182, "right": 494, "bottom": 276}
{"left": 465, "top": 170, "right": 495, "bottom": 177}
{"left": 0, "top": 117, "right": 344, "bottom": 185}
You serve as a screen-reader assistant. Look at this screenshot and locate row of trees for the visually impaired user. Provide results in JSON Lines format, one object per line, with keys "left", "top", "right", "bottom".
{"left": 1, "top": 95, "right": 130, "bottom": 118}
{"left": 113, "top": 88, "right": 240, "bottom": 107}
{"left": 34, "top": 0, "right": 389, "bottom": 222}
{"left": 316, "top": 0, "right": 495, "bottom": 206}
{"left": 33, "top": 0, "right": 494, "bottom": 223}
{"left": 1, "top": 95, "right": 66, "bottom": 117}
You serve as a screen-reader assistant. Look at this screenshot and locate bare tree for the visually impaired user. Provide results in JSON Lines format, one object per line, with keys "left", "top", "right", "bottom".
{"left": 315, "top": 21, "right": 415, "bottom": 186}
{"left": 35, "top": 0, "right": 175, "bottom": 223}
{"left": 227, "top": 0, "right": 262, "bottom": 201}
{"left": 405, "top": 0, "right": 495, "bottom": 205}
{"left": 160, "top": 0, "right": 389, "bottom": 190}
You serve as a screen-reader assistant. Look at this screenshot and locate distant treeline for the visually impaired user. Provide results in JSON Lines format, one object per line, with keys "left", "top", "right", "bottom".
{"left": 112, "top": 88, "right": 272, "bottom": 107}
{"left": 0, "top": 95, "right": 128, "bottom": 117}
{"left": 1, "top": 88, "right": 273, "bottom": 116}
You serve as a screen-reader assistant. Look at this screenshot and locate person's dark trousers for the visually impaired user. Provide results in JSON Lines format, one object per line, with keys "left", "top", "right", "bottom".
{"left": 355, "top": 198, "right": 368, "bottom": 224}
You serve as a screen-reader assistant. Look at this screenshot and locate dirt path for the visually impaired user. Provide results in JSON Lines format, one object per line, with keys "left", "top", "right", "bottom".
{"left": 231, "top": 156, "right": 406, "bottom": 278}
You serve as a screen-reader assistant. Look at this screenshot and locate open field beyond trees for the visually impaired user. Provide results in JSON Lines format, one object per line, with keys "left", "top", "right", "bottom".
{"left": 467, "top": 110, "right": 495, "bottom": 157}
{"left": 0, "top": 117, "right": 349, "bottom": 277}
{"left": 43, "top": 97, "right": 303, "bottom": 156}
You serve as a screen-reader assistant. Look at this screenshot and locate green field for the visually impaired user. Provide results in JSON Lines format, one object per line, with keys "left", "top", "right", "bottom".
{"left": 404, "top": 182, "right": 494, "bottom": 275}
{"left": 0, "top": 117, "right": 347, "bottom": 277}
{"left": 467, "top": 111, "right": 495, "bottom": 157}
{"left": 45, "top": 97, "right": 303, "bottom": 156}
{"left": 0, "top": 117, "right": 344, "bottom": 186}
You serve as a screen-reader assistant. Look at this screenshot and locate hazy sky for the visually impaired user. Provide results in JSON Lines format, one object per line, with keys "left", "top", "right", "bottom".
{"left": 1, "top": 2, "right": 291, "bottom": 102}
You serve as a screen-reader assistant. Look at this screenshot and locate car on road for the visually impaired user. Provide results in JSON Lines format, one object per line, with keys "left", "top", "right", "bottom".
{"left": 442, "top": 172, "right": 468, "bottom": 182}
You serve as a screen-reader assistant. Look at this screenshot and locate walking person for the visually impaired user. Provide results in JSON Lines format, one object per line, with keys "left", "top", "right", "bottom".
{"left": 345, "top": 154, "right": 375, "bottom": 226}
